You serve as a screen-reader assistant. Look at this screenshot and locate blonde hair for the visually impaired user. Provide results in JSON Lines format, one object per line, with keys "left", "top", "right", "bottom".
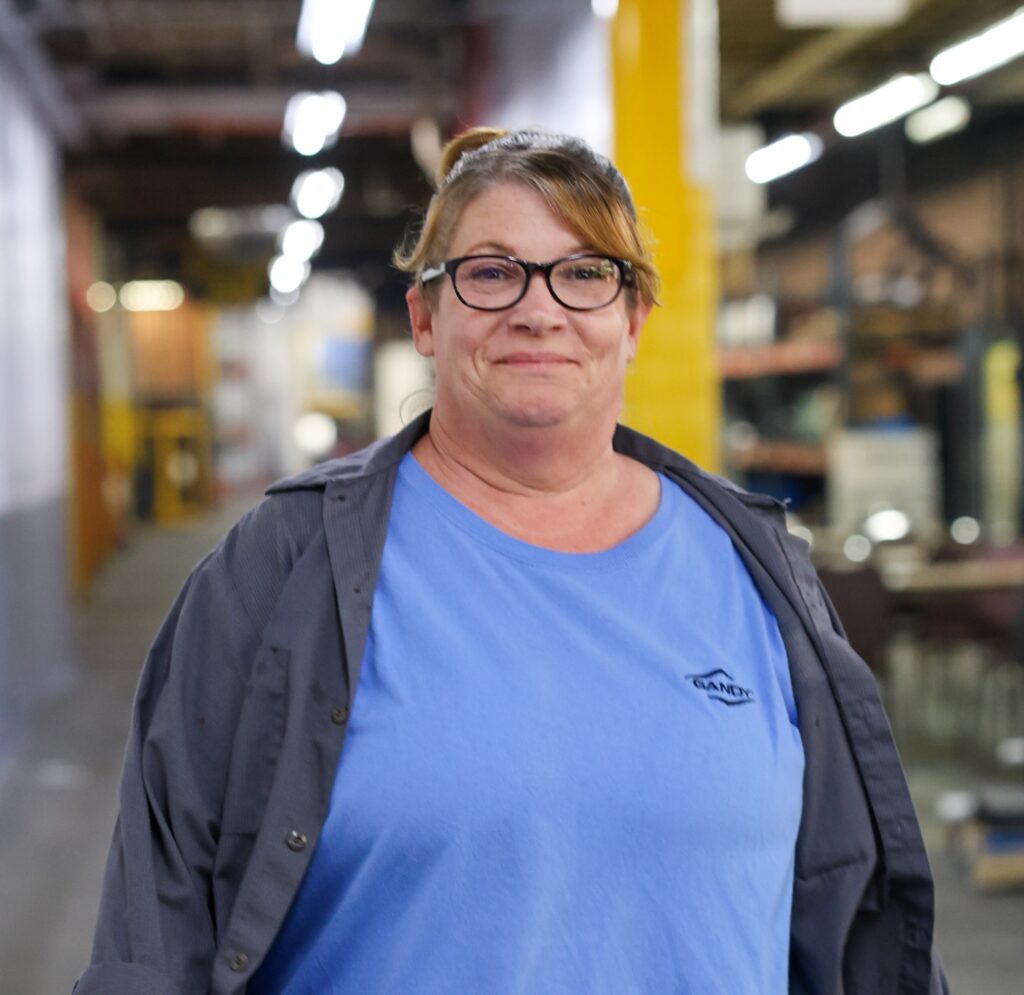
{"left": 393, "top": 127, "right": 659, "bottom": 308}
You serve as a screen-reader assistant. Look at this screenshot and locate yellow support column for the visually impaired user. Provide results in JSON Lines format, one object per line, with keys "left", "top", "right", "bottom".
{"left": 613, "top": 0, "right": 719, "bottom": 470}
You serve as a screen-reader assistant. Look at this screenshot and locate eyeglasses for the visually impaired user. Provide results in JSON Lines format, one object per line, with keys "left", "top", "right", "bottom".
{"left": 420, "top": 253, "right": 633, "bottom": 312}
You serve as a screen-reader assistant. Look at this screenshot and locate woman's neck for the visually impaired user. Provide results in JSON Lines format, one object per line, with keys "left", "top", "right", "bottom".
{"left": 417, "top": 407, "right": 618, "bottom": 498}
{"left": 411, "top": 408, "right": 659, "bottom": 552}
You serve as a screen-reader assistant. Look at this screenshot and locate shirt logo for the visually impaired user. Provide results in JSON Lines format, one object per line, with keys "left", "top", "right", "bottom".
{"left": 684, "top": 669, "right": 756, "bottom": 707}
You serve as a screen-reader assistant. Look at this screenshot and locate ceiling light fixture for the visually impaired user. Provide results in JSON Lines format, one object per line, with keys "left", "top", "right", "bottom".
{"left": 293, "top": 412, "right": 338, "bottom": 458}
{"left": 833, "top": 73, "right": 938, "bottom": 138}
{"left": 291, "top": 168, "right": 345, "bottom": 220}
{"left": 283, "top": 91, "right": 347, "bottom": 156}
{"left": 280, "top": 219, "right": 325, "bottom": 262}
{"left": 268, "top": 255, "right": 311, "bottom": 295}
{"left": 905, "top": 96, "right": 971, "bottom": 144}
{"left": 296, "top": 0, "right": 376, "bottom": 66}
{"left": 120, "top": 280, "right": 185, "bottom": 312}
{"left": 930, "top": 8, "right": 1024, "bottom": 85}
{"left": 775, "top": 0, "right": 908, "bottom": 28}
{"left": 744, "top": 133, "right": 823, "bottom": 184}
{"left": 863, "top": 508, "right": 911, "bottom": 543}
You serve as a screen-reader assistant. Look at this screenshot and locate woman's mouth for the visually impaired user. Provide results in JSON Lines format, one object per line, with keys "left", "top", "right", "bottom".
{"left": 496, "top": 352, "right": 575, "bottom": 365}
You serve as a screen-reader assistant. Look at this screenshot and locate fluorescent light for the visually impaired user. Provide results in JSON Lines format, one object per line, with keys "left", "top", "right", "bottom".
{"left": 776, "top": 0, "right": 908, "bottom": 28}
{"left": 293, "top": 412, "right": 338, "bottom": 458}
{"left": 744, "top": 133, "right": 823, "bottom": 184}
{"left": 296, "top": 0, "right": 376, "bottom": 66}
{"left": 863, "top": 508, "right": 910, "bottom": 543}
{"left": 283, "top": 91, "right": 346, "bottom": 156}
{"left": 85, "top": 281, "right": 117, "bottom": 313}
{"left": 833, "top": 73, "right": 938, "bottom": 138}
{"left": 592, "top": 0, "right": 618, "bottom": 18}
{"left": 930, "top": 8, "right": 1024, "bottom": 86}
{"left": 905, "top": 96, "right": 971, "bottom": 144}
{"left": 268, "top": 255, "right": 311, "bottom": 295}
{"left": 291, "top": 168, "right": 345, "bottom": 219}
{"left": 280, "top": 219, "right": 325, "bottom": 261}
{"left": 120, "top": 280, "right": 185, "bottom": 312}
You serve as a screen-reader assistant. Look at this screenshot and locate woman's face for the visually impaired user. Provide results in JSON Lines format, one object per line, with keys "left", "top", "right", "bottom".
{"left": 407, "top": 181, "right": 651, "bottom": 435}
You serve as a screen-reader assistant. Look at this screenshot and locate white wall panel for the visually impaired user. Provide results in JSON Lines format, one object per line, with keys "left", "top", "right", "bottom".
{"left": 0, "top": 63, "right": 68, "bottom": 515}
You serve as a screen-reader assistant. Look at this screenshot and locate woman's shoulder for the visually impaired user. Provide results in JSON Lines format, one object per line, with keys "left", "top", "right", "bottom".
{"left": 210, "top": 424, "right": 423, "bottom": 632}
{"left": 226, "top": 424, "right": 417, "bottom": 569}
{"left": 207, "top": 487, "right": 323, "bottom": 634}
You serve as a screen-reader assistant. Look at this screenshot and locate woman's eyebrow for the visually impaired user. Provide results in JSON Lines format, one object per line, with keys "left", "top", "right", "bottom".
{"left": 460, "top": 241, "right": 590, "bottom": 258}
{"left": 461, "top": 241, "right": 517, "bottom": 256}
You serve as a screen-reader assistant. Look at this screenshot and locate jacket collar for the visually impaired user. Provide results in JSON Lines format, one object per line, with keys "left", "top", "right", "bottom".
{"left": 267, "top": 409, "right": 785, "bottom": 518}
{"left": 265, "top": 412, "right": 433, "bottom": 494}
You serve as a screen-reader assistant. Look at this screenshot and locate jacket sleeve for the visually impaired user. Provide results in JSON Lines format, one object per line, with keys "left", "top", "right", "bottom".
{"left": 74, "top": 546, "right": 261, "bottom": 994}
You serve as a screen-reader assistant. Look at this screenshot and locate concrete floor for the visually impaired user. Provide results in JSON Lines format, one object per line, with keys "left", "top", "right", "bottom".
{"left": 0, "top": 496, "right": 253, "bottom": 995}
{"left": 1, "top": 496, "right": 1022, "bottom": 994}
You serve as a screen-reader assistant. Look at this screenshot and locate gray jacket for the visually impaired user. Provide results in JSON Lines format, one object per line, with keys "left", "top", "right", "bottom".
{"left": 76, "top": 413, "right": 948, "bottom": 994}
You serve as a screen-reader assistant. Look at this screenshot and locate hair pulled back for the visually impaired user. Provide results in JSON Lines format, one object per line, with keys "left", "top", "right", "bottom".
{"left": 393, "top": 127, "right": 659, "bottom": 307}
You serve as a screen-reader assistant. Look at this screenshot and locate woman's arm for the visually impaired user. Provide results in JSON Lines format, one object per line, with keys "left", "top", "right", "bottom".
{"left": 74, "top": 547, "right": 260, "bottom": 994}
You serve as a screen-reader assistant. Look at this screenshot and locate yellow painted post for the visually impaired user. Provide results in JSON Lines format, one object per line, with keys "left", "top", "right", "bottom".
{"left": 612, "top": 0, "right": 719, "bottom": 470}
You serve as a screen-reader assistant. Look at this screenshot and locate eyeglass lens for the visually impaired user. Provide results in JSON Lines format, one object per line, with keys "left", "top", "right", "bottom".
{"left": 454, "top": 256, "right": 622, "bottom": 310}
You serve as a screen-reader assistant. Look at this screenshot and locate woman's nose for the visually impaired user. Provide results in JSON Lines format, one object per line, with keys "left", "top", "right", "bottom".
{"left": 509, "top": 275, "right": 566, "bottom": 333}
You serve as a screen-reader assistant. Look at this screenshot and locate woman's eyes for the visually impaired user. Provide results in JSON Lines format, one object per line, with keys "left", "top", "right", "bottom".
{"left": 562, "top": 261, "right": 615, "bottom": 282}
{"left": 461, "top": 257, "right": 615, "bottom": 283}
{"left": 465, "top": 261, "right": 518, "bottom": 282}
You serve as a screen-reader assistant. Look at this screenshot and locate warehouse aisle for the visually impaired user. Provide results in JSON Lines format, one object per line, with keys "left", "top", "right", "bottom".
{"left": 0, "top": 494, "right": 258, "bottom": 995}
{"left": 0, "top": 492, "right": 1021, "bottom": 993}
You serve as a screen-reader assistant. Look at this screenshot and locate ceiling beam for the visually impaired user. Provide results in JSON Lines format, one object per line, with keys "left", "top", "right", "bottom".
{"left": 75, "top": 82, "right": 454, "bottom": 138}
{"left": 725, "top": 0, "right": 937, "bottom": 120}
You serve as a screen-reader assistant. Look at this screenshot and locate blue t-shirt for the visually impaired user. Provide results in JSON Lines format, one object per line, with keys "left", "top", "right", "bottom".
{"left": 250, "top": 454, "right": 805, "bottom": 994}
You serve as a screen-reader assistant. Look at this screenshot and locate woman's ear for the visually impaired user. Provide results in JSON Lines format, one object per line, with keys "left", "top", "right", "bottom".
{"left": 625, "top": 300, "right": 653, "bottom": 361}
{"left": 407, "top": 285, "right": 435, "bottom": 358}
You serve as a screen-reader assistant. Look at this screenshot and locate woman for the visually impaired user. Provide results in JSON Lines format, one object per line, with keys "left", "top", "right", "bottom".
{"left": 77, "top": 128, "right": 946, "bottom": 994}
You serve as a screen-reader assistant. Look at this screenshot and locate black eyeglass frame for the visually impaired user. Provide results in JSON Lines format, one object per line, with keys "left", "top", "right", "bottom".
{"left": 419, "top": 253, "right": 634, "bottom": 312}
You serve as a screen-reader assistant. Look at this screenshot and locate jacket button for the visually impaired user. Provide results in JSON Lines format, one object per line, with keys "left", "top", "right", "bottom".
{"left": 287, "top": 830, "right": 308, "bottom": 851}
{"left": 229, "top": 953, "right": 249, "bottom": 972}
{"left": 331, "top": 705, "right": 349, "bottom": 725}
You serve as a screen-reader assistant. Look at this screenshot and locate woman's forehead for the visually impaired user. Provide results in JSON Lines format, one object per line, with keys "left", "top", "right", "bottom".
{"left": 448, "top": 182, "right": 588, "bottom": 253}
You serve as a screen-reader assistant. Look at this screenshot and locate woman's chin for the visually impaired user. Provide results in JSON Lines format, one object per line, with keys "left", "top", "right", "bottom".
{"left": 487, "top": 393, "right": 584, "bottom": 430}
{"left": 440, "top": 384, "right": 605, "bottom": 433}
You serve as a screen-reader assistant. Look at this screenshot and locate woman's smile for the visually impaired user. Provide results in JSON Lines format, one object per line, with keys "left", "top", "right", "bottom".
{"left": 494, "top": 351, "right": 578, "bottom": 366}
